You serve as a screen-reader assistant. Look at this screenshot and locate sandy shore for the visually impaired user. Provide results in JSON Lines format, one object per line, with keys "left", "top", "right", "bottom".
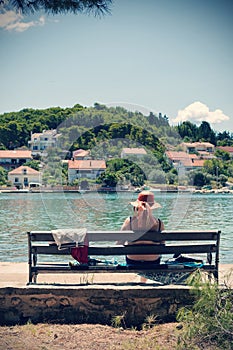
{"left": 0, "top": 262, "right": 139, "bottom": 287}
{"left": 0, "top": 262, "right": 232, "bottom": 288}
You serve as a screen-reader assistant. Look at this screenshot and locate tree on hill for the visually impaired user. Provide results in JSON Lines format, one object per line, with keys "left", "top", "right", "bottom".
{"left": 198, "top": 121, "right": 216, "bottom": 145}
{"left": 176, "top": 121, "right": 198, "bottom": 141}
{"left": 23, "top": 160, "right": 41, "bottom": 171}
{"left": 176, "top": 120, "right": 217, "bottom": 145}
{"left": 99, "top": 158, "right": 146, "bottom": 187}
{"left": 217, "top": 131, "right": 233, "bottom": 146}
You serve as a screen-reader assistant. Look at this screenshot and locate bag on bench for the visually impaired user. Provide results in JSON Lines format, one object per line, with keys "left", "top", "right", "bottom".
{"left": 71, "top": 245, "right": 89, "bottom": 264}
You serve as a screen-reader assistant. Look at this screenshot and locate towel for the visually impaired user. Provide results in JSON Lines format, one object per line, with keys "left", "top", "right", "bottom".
{"left": 51, "top": 228, "right": 88, "bottom": 250}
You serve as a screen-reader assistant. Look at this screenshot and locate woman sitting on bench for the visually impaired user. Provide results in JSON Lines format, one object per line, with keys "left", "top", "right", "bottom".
{"left": 121, "top": 191, "right": 165, "bottom": 282}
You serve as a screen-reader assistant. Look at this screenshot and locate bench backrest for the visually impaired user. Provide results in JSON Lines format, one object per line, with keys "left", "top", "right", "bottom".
{"left": 28, "top": 230, "right": 220, "bottom": 242}
{"left": 28, "top": 230, "right": 220, "bottom": 261}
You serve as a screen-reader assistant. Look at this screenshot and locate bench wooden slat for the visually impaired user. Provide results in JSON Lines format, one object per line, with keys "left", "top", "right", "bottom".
{"left": 31, "top": 264, "right": 216, "bottom": 274}
{"left": 89, "top": 244, "right": 217, "bottom": 255}
{"left": 32, "top": 244, "right": 217, "bottom": 255}
{"left": 29, "top": 230, "right": 220, "bottom": 242}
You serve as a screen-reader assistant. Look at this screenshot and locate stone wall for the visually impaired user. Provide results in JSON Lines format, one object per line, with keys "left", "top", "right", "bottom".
{"left": 0, "top": 286, "right": 194, "bottom": 327}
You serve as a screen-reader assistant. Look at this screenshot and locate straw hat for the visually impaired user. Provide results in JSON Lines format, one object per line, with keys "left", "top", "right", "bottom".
{"left": 130, "top": 190, "right": 161, "bottom": 209}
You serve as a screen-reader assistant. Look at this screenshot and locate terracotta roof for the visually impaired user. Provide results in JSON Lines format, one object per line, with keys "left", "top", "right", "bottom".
{"left": 182, "top": 142, "right": 215, "bottom": 148}
{"left": 194, "top": 142, "right": 215, "bottom": 147}
{"left": 122, "top": 148, "right": 147, "bottom": 155}
{"left": 0, "top": 150, "right": 32, "bottom": 159}
{"left": 68, "top": 160, "right": 106, "bottom": 170}
{"left": 73, "top": 149, "right": 90, "bottom": 157}
{"left": 181, "top": 142, "right": 196, "bottom": 148}
{"left": 31, "top": 133, "right": 42, "bottom": 138}
{"left": 8, "top": 166, "right": 40, "bottom": 175}
{"left": 217, "top": 146, "right": 233, "bottom": 153}
{"left": 181, "top": 159, "right": 205, "bottom": 167}
{"left": 166, "top": 151, "right": 198, "bottom": 160}
{"left": 73, "top": 149, "right": 86, "bottom": 154}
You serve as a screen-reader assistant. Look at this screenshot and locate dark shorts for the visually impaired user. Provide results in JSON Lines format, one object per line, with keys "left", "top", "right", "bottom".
{"left": 126, "top": 256, "right": 161, "bottom": 266}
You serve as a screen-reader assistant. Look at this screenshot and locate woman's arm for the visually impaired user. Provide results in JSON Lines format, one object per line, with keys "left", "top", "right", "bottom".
{"left": 160, "top": 220, "right": 165, "bottom": 231}
{"left": 116, "top": 217, "right": 131, "bottom": 244}
{"left": 121, "top": 217, "right": 131, "bottom": 231}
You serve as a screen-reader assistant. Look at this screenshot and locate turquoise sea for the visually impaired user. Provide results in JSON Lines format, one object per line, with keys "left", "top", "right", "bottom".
{"left": 0, "top": 191, "right": 232, "bottom": 263}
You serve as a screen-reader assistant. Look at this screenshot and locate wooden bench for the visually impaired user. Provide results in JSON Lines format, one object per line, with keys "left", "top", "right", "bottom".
{"left": 27, "top": 230, "right": 221, "bottom": 284}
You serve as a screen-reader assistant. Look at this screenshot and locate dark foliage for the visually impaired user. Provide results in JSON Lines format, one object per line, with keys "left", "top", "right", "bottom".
{"left": 0, "top": 0, "right": 113, "bottom": 16}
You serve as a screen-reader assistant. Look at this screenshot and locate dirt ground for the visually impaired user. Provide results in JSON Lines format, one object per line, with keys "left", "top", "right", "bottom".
{"left": 0, "top": 322, "right": 179, "bottom": 350}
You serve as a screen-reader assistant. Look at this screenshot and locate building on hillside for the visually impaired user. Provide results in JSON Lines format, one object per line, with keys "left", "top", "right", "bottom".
{"left": 166, "top": 151, "right": 198, "bottom": 166}
{"left": 28, "top": 129, "right": 61, "bottom": 156}
{"left": 181, "top": 142, "right": 215, "bottom": 153}
{"left": 179, "top": 158, "right": 205, "bottom": 171}
{"left": 217, "top": 146, "right": 233, "bottom": 158}
{"left": 8, "top": 166, "right": 41, "bottom": 189}
{"left": 0, "top": 150, "right": 32, "bottom": 170}
{"left": 72, "top": 149, "right": 90, "bottom": 160}
{"left": 198, "top": 151, "right": 216, "bottom": 160}
{"left": 165, "top": 151, "right": 205, "bottom": 172}
{"left": 68, "top": 159, "right": 106, "bottom": 183}
{"left": 121, "top": 148, "right": 147, "bottom": 158}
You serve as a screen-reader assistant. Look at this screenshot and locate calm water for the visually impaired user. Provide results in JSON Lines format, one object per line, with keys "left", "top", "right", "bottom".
{"left": 0, "top": 191, "right": 232, "bottom": 263}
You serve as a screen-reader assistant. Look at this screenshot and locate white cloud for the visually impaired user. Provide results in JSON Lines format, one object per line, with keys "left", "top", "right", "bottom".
{"left": 0, "top": 10, "right": 22, "bottom": 27}
{"left": 173, "top": 101, "right": 230, "bottom": 125}
{"left": 0, "top": 10, "right": 45, "bottom": 32}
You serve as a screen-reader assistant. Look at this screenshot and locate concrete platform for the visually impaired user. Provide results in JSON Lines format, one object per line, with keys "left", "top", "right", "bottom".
{"left": 0, "top": 262, "right": 232, "bottom": 288}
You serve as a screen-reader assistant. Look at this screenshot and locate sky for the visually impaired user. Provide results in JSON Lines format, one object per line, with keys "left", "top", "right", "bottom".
{"left": 0, "top": 0, "right": 233, "bottom": 132}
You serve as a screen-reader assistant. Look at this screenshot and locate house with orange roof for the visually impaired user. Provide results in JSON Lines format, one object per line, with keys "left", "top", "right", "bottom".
{"left": 198, "top": 151, "right": 216, "bottom": 160}
{"left": 68, "top": 159, "right": 106, "bottom": 183}
{"left": 166, "top": 151, "right": 198, "bottom": 165}
{"left": 165, "top": 151, "right": 205, "bottom": 172}
{"left": 217, "top": 146, "right": 233, "bottom": 158}
{"left": 121, "top": 147, "right": 147, "bottom": 158}
{"left": 0, "top": 150, "right": 32, "bottom": 170}
{"left": 180, "top": 158, "right": 205, "bottom": 171}
{"left": 181, "top": 142, "right": 215, "bottom": 153}
{"left": 8, "top": 166, "right": 41, "bottom": 189}
{"left": 72, "top": 149, "right": 90, "bottom": 160}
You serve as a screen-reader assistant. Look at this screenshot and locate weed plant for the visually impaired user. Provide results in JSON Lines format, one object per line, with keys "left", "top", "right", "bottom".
{"left": 177, "top": 270, "right": 233, "bottom": 349}
{"left": 111, "top": 312, "right": 127, "bottom": 329}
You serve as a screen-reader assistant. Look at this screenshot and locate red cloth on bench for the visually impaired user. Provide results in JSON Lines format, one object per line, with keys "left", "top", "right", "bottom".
{"left": 71, "top": 245, "right": 88, "bottom": 264}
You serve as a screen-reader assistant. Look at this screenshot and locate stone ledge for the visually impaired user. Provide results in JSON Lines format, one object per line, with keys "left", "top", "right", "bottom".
{"left": 0, "top": 286, "right": 193, "bottom": 326}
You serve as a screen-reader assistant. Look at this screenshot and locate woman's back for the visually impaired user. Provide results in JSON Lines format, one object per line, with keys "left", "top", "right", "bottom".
{"left": 121, "top": 193, "right": 164, "bottom": 262}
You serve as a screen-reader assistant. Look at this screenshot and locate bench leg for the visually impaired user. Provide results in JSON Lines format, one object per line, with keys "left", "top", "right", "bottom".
{"left": 27, "top": 272, "right": 38, "bottom": 284}
{"left": 33, "top": 273, "right": 37, "bottom": 284}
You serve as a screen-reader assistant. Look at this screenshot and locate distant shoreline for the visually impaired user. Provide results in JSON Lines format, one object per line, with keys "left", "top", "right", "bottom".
{"left": 0, "top": 189, "right": 194, "bottom": 194}
{"left": 1, "top": 188, "right": 233, "bottom": 194}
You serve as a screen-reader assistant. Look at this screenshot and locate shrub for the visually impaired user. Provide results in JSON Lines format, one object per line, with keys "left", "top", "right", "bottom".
{"left": 177, "top": 270, "right": 233, "bottom": 349}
